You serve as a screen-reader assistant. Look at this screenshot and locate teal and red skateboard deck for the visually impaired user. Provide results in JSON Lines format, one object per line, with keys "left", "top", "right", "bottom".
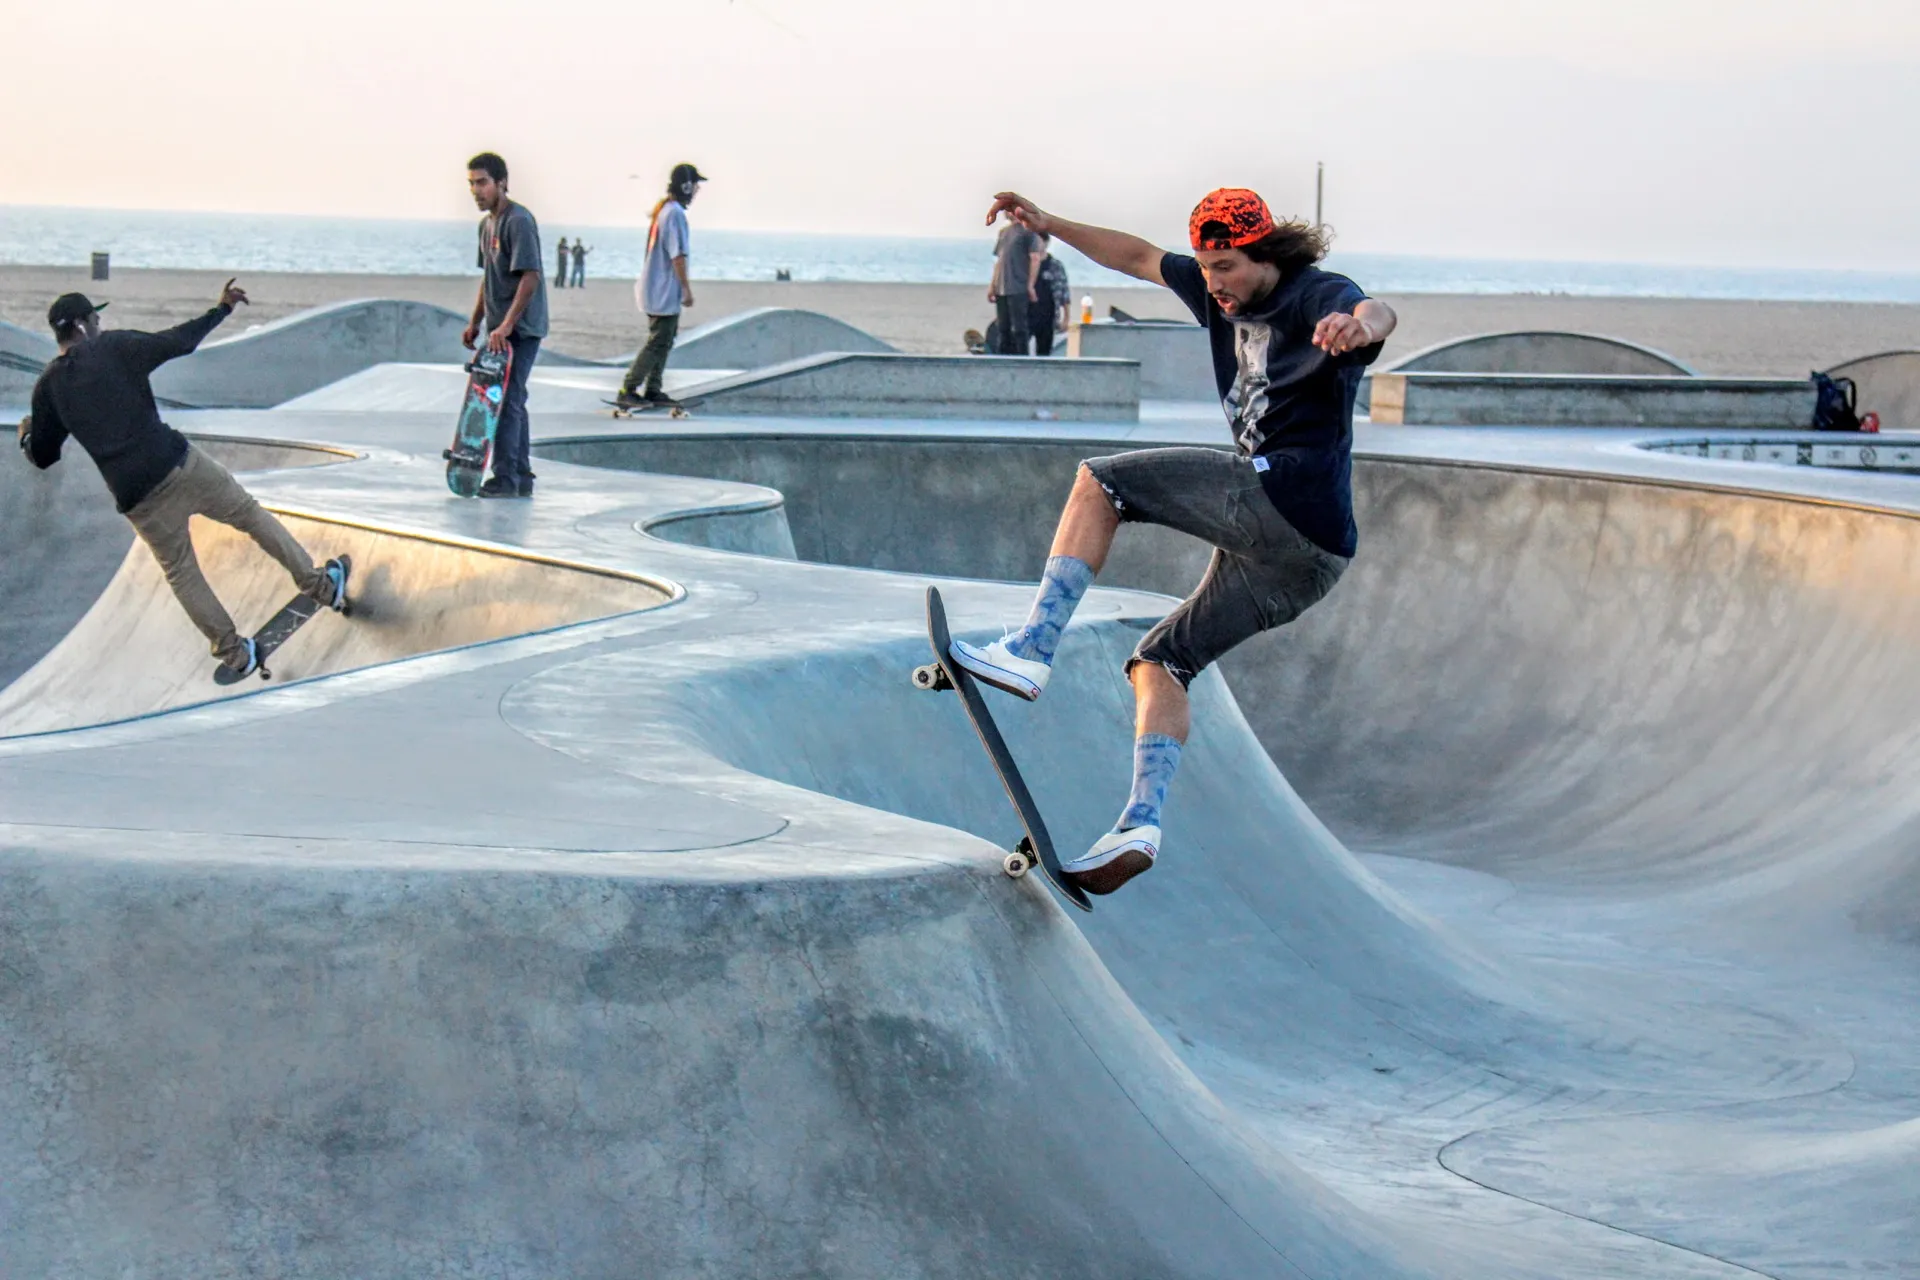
{"left": 444, "top": 349, "right": 511, "bottom": 497}
{"left": 913, "top": 585, "right": 1092, "bottom": 912}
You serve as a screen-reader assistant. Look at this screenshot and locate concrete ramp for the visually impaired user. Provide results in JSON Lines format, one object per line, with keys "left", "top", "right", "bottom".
{"left": 278, "top": 362, "right": 724, "bottom": 414}
{"left": 149, "top": 299, "right": 474, "bottom": 409}
{"left": 0, "top": 318, "right": 54, "bottom": 406}
{"left": 0, "top": 512, "right": 670, "bottom": 736}
{"left": 1827, "top": 349, "right": 1920, "bottom": 429}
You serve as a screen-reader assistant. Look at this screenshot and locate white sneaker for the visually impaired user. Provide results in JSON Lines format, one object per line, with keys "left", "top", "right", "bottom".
{"left": 950, "top": 635, "right": 1051, "bottom": 701}
{"left": 1063, "top": 826, "right": 1159, "bottom": 896}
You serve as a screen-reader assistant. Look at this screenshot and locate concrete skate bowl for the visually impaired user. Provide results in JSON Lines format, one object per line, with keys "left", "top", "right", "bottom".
{"left": 1359, "top": 330, "right": 1693, "bottom": 411}
{"left": 545, "top": 430, "right": 1920, "bottom": 923}
{"left": 0, "top": 509, "right": 671, "bottom": 736}
{"left": 148, "top": 298, "right": 473, "bottom": 409}
{"left": 1826, "top": 349, "right": 1920, "bottom": 429}
{"left": 499, "top": 604, "right": 1870, "bottom": 1276}
{"left": 0, "top": 435, "right": 355, "bottom": 691}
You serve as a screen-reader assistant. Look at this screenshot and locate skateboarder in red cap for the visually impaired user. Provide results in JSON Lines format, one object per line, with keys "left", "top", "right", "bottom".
{"left": 955, "top": 188, "right": 1396, "bottom": 895}
{"left": 17, "top": 284, "right": 348, "bottom": 678}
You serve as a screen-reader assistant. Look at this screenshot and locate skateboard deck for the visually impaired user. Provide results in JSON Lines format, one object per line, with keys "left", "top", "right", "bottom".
{"left": 604, "top": 397, "right": 696, "bottom": 420}
{"left": 213, "top": 555, "right": 352, "bottom": 686}
{"left": 444, "top": 349, "right": 512, "bottom": 497}
{"left": 913, "top": 585, "right": 1092, "bottom": 912}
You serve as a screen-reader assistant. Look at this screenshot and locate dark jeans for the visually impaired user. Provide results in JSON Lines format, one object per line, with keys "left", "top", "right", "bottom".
{"left": 554, "top": 259, "right": 568, "bottom": 287}
{"left": 1082, "top": 447, "right": 1348, "bottom": 688}
{"left": 995, "top": 296, "right": 1031, "bottom": 355}
{"left": 1030, "top": 298, "right": 1057, "bottom": 356}
{"left": 571, "top": 262, "right": 585, "bottom": 286}
{"left": 491, "top": 332, "right": 541, "bottom": 489}
{"left": 623, "top": 313, "right": 681, "bottom": 398}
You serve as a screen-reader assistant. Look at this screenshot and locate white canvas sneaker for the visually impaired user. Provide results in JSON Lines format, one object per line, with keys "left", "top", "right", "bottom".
{"left": 1063, "top": 826, "right": 1159, "bottom": 896}
{"left": 950, "top": 635, "right": 1052, "bottom": 701}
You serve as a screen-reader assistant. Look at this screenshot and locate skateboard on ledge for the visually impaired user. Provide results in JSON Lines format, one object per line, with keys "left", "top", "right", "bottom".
{"left": 603, "top": 396, "right": 699, "bottom": 420}
{"left": 912, "top": 585, "right": 1092, "bottom": 913}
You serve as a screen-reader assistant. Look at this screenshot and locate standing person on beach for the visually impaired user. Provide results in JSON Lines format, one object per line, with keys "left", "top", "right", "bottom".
{"left": 571, "top": 240, "right": 590, "bottom": 287}
{"left": 16, "top": 286, "right": 349, "bottom": 677}
{"left": 616, "top": 163, "right": 705, "bottom": 411}
{"left": 462, "top": 151, "right": 549, "bottom": 498}
{"left": 554, "top": 236, "right": 570, "bottom": 289}
{"left": 1031, "top": 234, "right": 1070, "bottom": 356}
{"left": 954, "top": 188, "right": 1395, "bottom": 895}
{"left": 987, "top": 215, "right": 1042, "bottom": 355}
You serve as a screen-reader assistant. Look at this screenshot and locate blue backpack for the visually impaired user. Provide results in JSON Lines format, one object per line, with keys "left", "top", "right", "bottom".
{"left": 1812, "top": 371, "right": 1861, "bottom": 432}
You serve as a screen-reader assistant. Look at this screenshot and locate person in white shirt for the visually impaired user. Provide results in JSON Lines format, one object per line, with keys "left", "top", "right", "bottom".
{"left": 617, "top": 163, "right": 705, "bottom": 410}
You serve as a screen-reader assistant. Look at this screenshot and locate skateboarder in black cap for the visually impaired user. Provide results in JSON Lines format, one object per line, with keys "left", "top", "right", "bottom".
{"left": 616, "top": 162, "right": 706, "bottom": 411}
{"left": 17, "top": 284, "right": 348, "bottom": 677}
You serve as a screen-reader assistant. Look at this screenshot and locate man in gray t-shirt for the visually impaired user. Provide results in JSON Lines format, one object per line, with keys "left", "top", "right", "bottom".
{"left": 462, "top": 151, "right": 549, "bottom": 498}
{"left": 988, "top": 222, "right": 1041, "bottom": 355}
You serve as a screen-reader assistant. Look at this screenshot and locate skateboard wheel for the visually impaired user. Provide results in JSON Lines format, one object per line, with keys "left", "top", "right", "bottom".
{"left": 911, "top": 664, "right": 937, "bottom": 690}
{"left": 1003, "top": 851, "right": 1031, "bottom": 879}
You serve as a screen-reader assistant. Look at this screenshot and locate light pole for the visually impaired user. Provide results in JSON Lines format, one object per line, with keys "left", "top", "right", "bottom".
{"left": 1315, "top": 161, "right": 1325, "bottom": 229}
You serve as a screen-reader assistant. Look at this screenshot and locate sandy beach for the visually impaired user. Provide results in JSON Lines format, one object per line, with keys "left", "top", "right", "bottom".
{"left": 3, "top": 263, "right": 1915, "bottom": 376}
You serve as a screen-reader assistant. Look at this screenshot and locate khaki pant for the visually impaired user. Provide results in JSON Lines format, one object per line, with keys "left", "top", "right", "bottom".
{"left": 125, "top": 444, "right": 327, "bottom": 667}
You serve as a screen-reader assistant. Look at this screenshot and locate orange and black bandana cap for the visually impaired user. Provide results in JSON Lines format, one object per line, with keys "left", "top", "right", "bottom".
{"left": 1189, "top": 188, "right": 1276, "bottom": 250}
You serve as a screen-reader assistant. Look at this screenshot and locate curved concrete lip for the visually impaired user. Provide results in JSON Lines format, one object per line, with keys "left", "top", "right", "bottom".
{"left": 3, "top": 393, "right": 1917, "bottom": 1277}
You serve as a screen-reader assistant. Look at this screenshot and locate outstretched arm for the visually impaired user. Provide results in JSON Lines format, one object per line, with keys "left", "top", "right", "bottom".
{"left": 987, "top": 192, "right": 1165, "bottom": 287}
{"left": 124, "top": 278, "right": 246, "bottom": 373}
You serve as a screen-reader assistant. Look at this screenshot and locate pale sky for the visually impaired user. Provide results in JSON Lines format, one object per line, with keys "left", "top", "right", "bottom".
{"left": 7, "top": 0, "right": 1920, "bottom": 270}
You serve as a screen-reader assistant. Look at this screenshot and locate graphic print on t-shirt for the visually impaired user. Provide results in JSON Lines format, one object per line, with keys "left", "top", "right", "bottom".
{"left": 1225, "top": 322, "right": 1274, "bottom": 453}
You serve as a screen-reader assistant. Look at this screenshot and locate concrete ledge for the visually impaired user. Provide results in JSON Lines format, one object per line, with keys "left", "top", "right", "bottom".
{"left": 684, "top": 352, "right": 1140, "bottom": 421}
{"left": 1068, "top": 319, "right": 1213, "bottom": 400}
{"left": 1369, "top": 371, "right": 1815, "bottom": 428}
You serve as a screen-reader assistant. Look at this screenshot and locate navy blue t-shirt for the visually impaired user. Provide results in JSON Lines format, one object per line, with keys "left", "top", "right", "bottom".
{"left": 1160, "top": 252, "right": 1382, "bottom": 557}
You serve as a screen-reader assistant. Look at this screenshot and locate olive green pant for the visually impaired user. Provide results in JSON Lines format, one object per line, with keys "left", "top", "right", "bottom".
{"left": 124, "top": 444, "right": 328, "bottom": 667}
{"left": 621, "top": 313, "right": 680, "bottom": 399}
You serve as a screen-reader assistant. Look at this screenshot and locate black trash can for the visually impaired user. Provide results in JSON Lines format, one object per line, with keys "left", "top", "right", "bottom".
{"left": 90, "top": 252, "right": 109, "bottom": 281}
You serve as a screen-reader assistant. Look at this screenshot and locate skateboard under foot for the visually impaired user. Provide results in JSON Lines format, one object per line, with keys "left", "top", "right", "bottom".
{"left": 213, "top": 555, "right": 352, "bottom": 686}
{"left": 913, "top": 585, "right": 1091, "bottom": 912}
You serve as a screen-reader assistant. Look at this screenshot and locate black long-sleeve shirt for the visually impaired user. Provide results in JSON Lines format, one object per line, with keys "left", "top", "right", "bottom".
{"left": 21, "top": 305, "right": 231, "bottom": 512}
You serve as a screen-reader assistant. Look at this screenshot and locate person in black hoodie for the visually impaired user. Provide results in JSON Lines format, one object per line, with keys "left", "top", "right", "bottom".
{"left": 17, "top": 281, "right": 348, "bottom": 678}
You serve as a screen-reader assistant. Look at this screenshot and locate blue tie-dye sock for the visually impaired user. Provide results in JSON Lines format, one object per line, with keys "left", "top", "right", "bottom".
{"left": 1004, "top": 555, "right": 1094, "bottom": 665}
{"left": 1115, "top": 733, "right": 1183, "bottom": 832}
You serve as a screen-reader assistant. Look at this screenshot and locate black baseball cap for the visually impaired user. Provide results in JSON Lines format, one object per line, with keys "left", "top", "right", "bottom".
{"left": 670, "top": 162, "right": 708, "bottom": 191}
{"left": 48, "top": 293, "right": 106, "bottom": 331}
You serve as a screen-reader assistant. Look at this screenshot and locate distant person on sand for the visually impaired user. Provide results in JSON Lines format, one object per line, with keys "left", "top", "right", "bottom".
{"left": 16, "top": 284, "right": 349, "bottom": 678}
{"left": 462, "top": 151, "right": 549, "bottom": 498}
{"left": 617, "top": 162, "right": 706, "bottom": 411}
{"left": 571, "top": 240, "right": 590, "bottom": 287}
{"left": 555, "top": 236, "right": 570, "bottom": 289}
{"left": 987, "top": 214, "right": 1042, "bottom": 355}
{"left": 1031, "top": 234, "right": 1070, "bottom": 356}
{"left": 955, "top": 188, "right": 1396, "bottom": 896}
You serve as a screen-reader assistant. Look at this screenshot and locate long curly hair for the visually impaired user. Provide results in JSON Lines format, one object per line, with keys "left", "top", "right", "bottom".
{"left": 1195, "top": 217, "right": 1332, "bottom": 277}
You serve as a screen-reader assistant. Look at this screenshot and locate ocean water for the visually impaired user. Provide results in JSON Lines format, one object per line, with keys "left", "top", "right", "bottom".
{"left": 6, "top": 204, "right": 1920, "bottom": 304}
